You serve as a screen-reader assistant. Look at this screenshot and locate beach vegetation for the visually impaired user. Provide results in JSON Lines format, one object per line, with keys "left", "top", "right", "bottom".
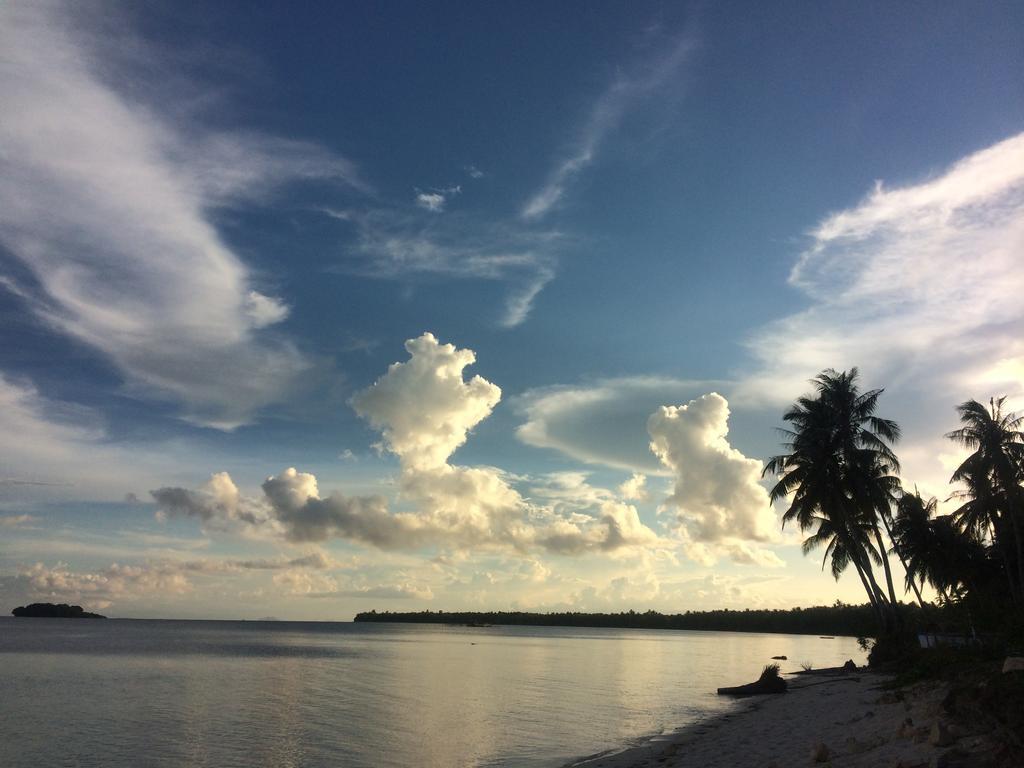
{"left": 766, "top": 373, "right": 1024, "bottom": 648}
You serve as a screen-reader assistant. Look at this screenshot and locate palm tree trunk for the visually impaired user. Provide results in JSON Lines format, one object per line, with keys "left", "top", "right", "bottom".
{"left": 995, "top": 464, "right": 1024, "bottom": 612}
{"left": 873, "top": 525, "right": 899, "bottom": 605}
{"left": 872, "top": 524, "right": 902, "bottom": 630}
{"left": 850, "top": 552, "right": 884, "bottom": 619}
{"left": 878, "top": 512, "right": 929, "bottom": 609}
{"left": 835, "top": 527, "right": 886, "bottom": 625}
{"left": 990, "top": 513, "right": 1020, "bottom": 607}
{"left": 849, "top": 539, "right": 893, "bottom": 631}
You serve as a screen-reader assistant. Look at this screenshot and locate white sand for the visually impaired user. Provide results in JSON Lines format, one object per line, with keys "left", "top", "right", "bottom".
{"left": 568, "top": 671, "right": 988, "bottom": 768}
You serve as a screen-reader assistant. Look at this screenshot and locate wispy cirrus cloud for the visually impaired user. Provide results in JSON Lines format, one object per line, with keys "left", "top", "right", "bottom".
{"left": 521, "top": 31, "right": 695, "bottom": 220}
{"left": 0, "top": 373, "right": 225, "bottom": 502}
{"left": 330, "top": 208, "right": 560, "bottom": 327}
{"left": 0, "top": 2, "right": 361, "bottom": 428}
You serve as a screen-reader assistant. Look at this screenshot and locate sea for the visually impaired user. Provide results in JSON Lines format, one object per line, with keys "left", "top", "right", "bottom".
{"left": 0, "top": 619, "right": 865, "bottom": 767}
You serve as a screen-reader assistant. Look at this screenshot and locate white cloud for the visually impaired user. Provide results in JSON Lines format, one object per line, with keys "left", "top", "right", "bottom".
{"left": 0, "top": 3, "right": 359, "bottom": 427}
{"left": 521, "top": 32, "right": 694, "bottom": 219}
{"left": 500, "top": 265, "right": 556, "bottom": 328}
{"left": 416, "top": 192, "right": 447, "bottom": 211}
{"left": 154, "top": 334, "right": 663, "bottom": 557}
{"left": 647, "top": 393, "right": 779, "bottom": 565}
{"left": 414, "top": 186, "right": 460, "bottom": 212}
{"left": 151, "top": 471, "right": 279, "bottom": 536}
{"left": 516, "top": 377, "right": 717, "bottom": 473}
{"left": 739, "top": 131, "right": 1024, "bottom": 498}
{"left": 351, "top": 336, "right": 664, "bottom": 554}
{"left": 0, "top": 551, "right": 357, "bottom": 612}
{"left": 617, "top": 473, "right": 649, "bottom": 501}
{"left": 0, "top": 374, "right": 205, "bottom": 501}
{"left": 262, "top": 467, "right": 423, "bottom": 546}
{"left": 0, "top": 514, "right": 36, "bottom": 529}
{"left": 6, "top": 561, "right": 193, "bottom": 611}
{"left": 352, "top": 333, "right": 502, "bottom": 472}
{"left": 333, "top": 209, "right": 559, "bottom": 327}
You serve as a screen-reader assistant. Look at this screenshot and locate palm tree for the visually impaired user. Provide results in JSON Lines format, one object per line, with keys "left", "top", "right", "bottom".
{"left": 889, "top": 492, "right": 934, "bottom": 608}
{"left": 946, "top": 397, "right": 1024, "bottom": 607}
{"left": 764, "top": 368, "right": 902, "bottom": 632}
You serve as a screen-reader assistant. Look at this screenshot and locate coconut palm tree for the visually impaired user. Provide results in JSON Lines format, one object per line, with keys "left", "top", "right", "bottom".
{"left": 889, "top": 492, "right": 934, "bottom": 608}
{"left": 946, "top": 397, "right": 1024, "bottom": 608}
{"left": 764, "top": 368, "right": 902, "bottom": 632}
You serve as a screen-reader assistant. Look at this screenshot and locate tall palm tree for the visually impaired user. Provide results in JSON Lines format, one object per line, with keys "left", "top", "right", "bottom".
{"left": 764, "top": 368, "right": 902, "bottom": 632}
{"left": 947, "top": 397, "right": 1024, "bottom": 607}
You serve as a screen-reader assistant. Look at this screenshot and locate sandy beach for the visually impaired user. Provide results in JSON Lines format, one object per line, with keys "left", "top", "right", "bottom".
{"left": 570, "top": 669, "right": 1000, "bottom": 768}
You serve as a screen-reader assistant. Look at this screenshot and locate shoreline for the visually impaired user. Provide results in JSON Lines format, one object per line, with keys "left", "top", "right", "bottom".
{"left": 565, "top": 668, "right": 997, "bottom": 768}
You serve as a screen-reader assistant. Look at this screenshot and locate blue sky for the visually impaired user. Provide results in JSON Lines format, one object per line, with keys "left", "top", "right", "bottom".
{"left": 1, "top": 0, "right": 1023, "bottom": 618}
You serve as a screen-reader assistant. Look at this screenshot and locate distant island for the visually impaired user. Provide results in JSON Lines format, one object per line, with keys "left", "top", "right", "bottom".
{"left": 11, "top": 603, "right": 107, "bottom": 619}
{"left": 353, "top": 603, "right": 903, "bottom": 637}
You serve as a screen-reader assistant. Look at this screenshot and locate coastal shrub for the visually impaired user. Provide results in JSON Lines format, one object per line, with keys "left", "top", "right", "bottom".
{"left": 867, "top": 632, "right": 919, "bottom": 668}
{"left": 760, "top": 663, "right": 781, "bottom": 680}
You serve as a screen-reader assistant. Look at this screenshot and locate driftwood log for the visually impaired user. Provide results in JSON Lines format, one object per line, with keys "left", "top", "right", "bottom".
{"left": 718, "top": 663, "right": 788, "bottom": 696}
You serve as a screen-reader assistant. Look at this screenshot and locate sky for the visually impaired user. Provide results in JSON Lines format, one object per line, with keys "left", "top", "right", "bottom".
{"left": 1, "top": 0, "right": 1023, "bottom": 619}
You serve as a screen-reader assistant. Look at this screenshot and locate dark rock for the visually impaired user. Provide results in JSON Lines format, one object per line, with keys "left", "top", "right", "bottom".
{"left": 930, "top": 722, "right": 956, "bottom": 747}
{"left": 843, "top": 659, "right": 858, "bottom": 672}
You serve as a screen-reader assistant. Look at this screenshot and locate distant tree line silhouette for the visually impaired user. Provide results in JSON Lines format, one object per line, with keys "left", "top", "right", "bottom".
{"left": 354, "top": 602, "right": 895, "bottom": 637}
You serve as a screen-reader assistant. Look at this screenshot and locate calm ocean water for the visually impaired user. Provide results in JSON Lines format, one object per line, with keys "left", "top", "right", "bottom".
{"left": 0, "top": 619, "right": 864, "bottom": 767}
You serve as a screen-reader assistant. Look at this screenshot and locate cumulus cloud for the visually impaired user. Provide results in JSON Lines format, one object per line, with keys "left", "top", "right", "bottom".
{"left": 0, "top": 3, "right": 359, "bottom": 427}
{"left": 739, "top": 131, "right": 1024, "bottom": 503}
{"left": 352, "top": 334, "right": 661, "bottom": 554}
{"left": 617, "top": 473, "right": 649, "bottom": 501}
{"left": 154, "top": 334, "right": 662, "bottom": 557}
{"left": 352, "top": 334, "right": 502, "bottom": 471}
{"left": 647, "top": 393, "right": 779, "bottom": 565}
{"left": 261, "top": 467, "right": 424, "bottom": 547}
{"left": 516, "top": 377, "right": 716, "bottom": 473}
{"left": 151, "top": 472, "right": 276, "bottom": 535}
